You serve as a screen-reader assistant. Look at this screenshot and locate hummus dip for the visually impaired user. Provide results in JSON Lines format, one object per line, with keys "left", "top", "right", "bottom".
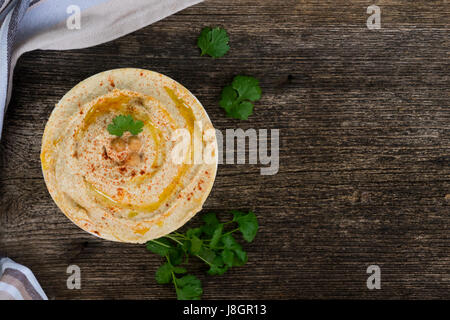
{"left": 41, "top": 68, "right": 218, "bottom": 243}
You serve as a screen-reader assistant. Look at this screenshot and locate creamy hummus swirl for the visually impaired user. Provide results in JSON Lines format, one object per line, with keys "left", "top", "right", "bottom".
{"left": 41, "top": 69, "right": 217, "bottom": 243}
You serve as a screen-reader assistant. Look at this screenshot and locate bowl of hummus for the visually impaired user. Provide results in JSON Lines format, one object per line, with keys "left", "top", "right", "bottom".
{"left": 41, "top": 68, "right": 218, "bottom": 243}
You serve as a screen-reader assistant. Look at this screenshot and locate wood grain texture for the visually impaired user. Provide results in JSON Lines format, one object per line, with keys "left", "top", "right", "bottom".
{"left": 0, "top": 0, "right": 449, "bottom": 299}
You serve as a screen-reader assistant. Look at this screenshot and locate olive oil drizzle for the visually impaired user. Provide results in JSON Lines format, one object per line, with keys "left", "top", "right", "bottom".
{"left": 84, "top": 89, "right": 195, "bottom": 215}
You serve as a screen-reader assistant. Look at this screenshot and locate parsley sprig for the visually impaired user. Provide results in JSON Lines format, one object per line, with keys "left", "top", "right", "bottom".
{"left": 219, "top": 75, "right": 262, "bottom": 120}
{"left": 146, "top": 210, "right": 258, "bottom": 300}
{"left": 197, "top": 27, "right": 230, "bottom": 58}
{"left": 107, "top": 114, "right": 144, "bottom": 137}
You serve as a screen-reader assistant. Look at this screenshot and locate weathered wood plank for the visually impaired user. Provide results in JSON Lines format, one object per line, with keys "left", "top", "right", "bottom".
{"left": 0, "top": 0, "right": 449, "bottom": 299}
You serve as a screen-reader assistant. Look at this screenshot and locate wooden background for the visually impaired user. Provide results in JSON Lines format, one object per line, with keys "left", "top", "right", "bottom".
{"left": 0, "top": 0, "right": 449, "bottom": 299}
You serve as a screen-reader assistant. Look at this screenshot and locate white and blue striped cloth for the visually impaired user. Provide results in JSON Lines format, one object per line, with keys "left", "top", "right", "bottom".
{"left": 0, "top": 0, "right": 202, "bottom": 299}
{"left": 0, "top": 0, "right": 202, "bottom": 137}
{"left": 0, "top": 257, "right": 48, "bottom": 300}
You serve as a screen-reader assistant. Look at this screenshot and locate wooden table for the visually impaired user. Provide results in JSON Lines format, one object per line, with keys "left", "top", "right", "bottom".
{"left": 0, "top": 0, "right": 448, "bottom": 299}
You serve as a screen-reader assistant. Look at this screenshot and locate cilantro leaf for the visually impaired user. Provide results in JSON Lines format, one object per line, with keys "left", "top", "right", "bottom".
{"left": 186, "top": 227, "right": 202, "bottom": 239}
{"left": 197, "top": 27, "right": 230, "bottom": 58}
{"left": 233, "top": 247, "right": 248, "bottom": 264}
{"left": 176, "top": 275, "right": 203, "bottom": 300}
{"left": 198, "top": 247, "right": 216, "bottom": 265}
{"left": 189, "top": 236, "right": 203, "bottom": 255}
{"left": 209, "top": 224, "right": 224, "bottom": 249}
{"left": 201, "top": 212, "right": 220, "bottom": 236}
{"left": 221, "top": 249, "right": 235, "bottom": 267}
{"left": 147, "top": 210, "right": 258, "bottom": 300}
{"left": 219, "top": 86, "right": 237, "bottom": 113}
{"left": 172, "top": 266, "right": 187, "bottom": 274}
{"left": 146, "top": 238, "right": 173, "bottom": 256}
{"left": 222, "top": 234, "right": 240, "bottom": 250}
{"left": 221, "top": 234, "right": 248, "bottom": 267}
{"left": 107, "top": 114, "right": 144, "bottom": 137}
{"left": 208, "top": 256, "right": 228, "bottom": 275}
{"left": 202, "top": 212, "right": 220, "bottom": 226}
{"left": 155, "top": 263, "right": 173, "bottom": 284}
{"left": 232, "top": 101, "right": 254, "bottom": 120}
{"left": 219, "top": 75, "right": 262, "bottom": 120}
{"left": 233, "top": 210, "right": 258, "bottom": 242}
{"left": 168, "top": 245, "right": 184, "bottom": 266}
{"left": 232, "top": 76, "right": 262, "bottom": 101}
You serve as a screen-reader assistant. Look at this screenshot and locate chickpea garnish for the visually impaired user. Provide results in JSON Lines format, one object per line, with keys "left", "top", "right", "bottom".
{"left": 126, "top": 152, "right": 141, "bottom": 166}
{"left": 128, "top": 136, "right": 142, "bottom": 152}
{"left": 111, "top": 137, "right": 126, "bottom": 152}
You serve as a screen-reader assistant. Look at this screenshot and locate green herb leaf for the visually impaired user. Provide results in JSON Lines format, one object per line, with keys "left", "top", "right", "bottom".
{"left": 201, "top": 212, "right": 220, "bottom": 236}
{"left": 232, "top": 76, "right": 262, "bottom": 101}
{"left": 147, "top": 210, "right": 258, "bottom": 300}
{"left": 189, "top": 236, "right": 203, "bottom": 255}
{"left": 233, "top": 210, "right": 258, "bottom": 242}
{"left": 233, "top": 247, "right": 248, "bottom": 264}
{"left": 202, "top": 212, "right": 220, "bottom": 226}
{"left": 155, "top": 263, "right": 173, "bottom": 284}
{"left": 221, "top": 249, "right": 235, "bottom": 267}
{"left": 221, "top": 233, "right": 248, "bottom": 266}
{"left": 186, "top": 227, "right": 202, "bottom": 239}
{"left": 209, "top": 224, "right": 224, "bottom": 249}
{"left": 107, "top": 114, "right": 144, "bottom": 137}
{"left": 168, "top": 245, "right": 185, "bottom": 266}
{"left": 221, "top": 233, "right": 240, "bottom": 250}
{"left": 208, "top": 256, "right": 228, "bottom": 275}
{"left": 198, "top": 246, "right": 216, "bottom": 265}
{"left": 172, "top": 266, "right": 187, "bottom": 274}
{"left": 146, "top": 238, "right": 173, "bottom": 256}
{"left": 176, "top": 275, "right": 203, "bottom": 300}
{"left": 197, "top": 27, "right": 230, "bottom": 58}
{"left": 219, "top": 76, "right": 262, "bottom": 120}
{"left": 208, "top": 265, "right": 228, "bottom": 276}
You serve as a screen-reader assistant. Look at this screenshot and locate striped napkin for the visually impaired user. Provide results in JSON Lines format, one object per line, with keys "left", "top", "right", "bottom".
{"left": 0, "top": 0, "right": 202, "bottom": 300}
{"left": 0, "top": 258, "right": 47, "bottom": 300}
{"left": 0, "top": 0, "right": 202, "bottom": 137}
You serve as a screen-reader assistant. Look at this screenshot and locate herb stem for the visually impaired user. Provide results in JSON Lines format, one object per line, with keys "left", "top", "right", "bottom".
{"left": 166, "top": 234, "right": 212, "bottom": 266}
{"left": 195, "top": 254, "right": 213, "bottom": 266}
{"left": 167, "top": 255, "right": 178, "bottom": 292}
{"left": 150, "top": 239, "right": 172, "bottom": 248}
{"left": 173, "top": 232, "right": 187, "bottom": 239}
{"left": 222, "top": 228, "right": 239, "bottom": 237}
{"left": 166, "top": 235, "right": 183, "bottom": 246}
